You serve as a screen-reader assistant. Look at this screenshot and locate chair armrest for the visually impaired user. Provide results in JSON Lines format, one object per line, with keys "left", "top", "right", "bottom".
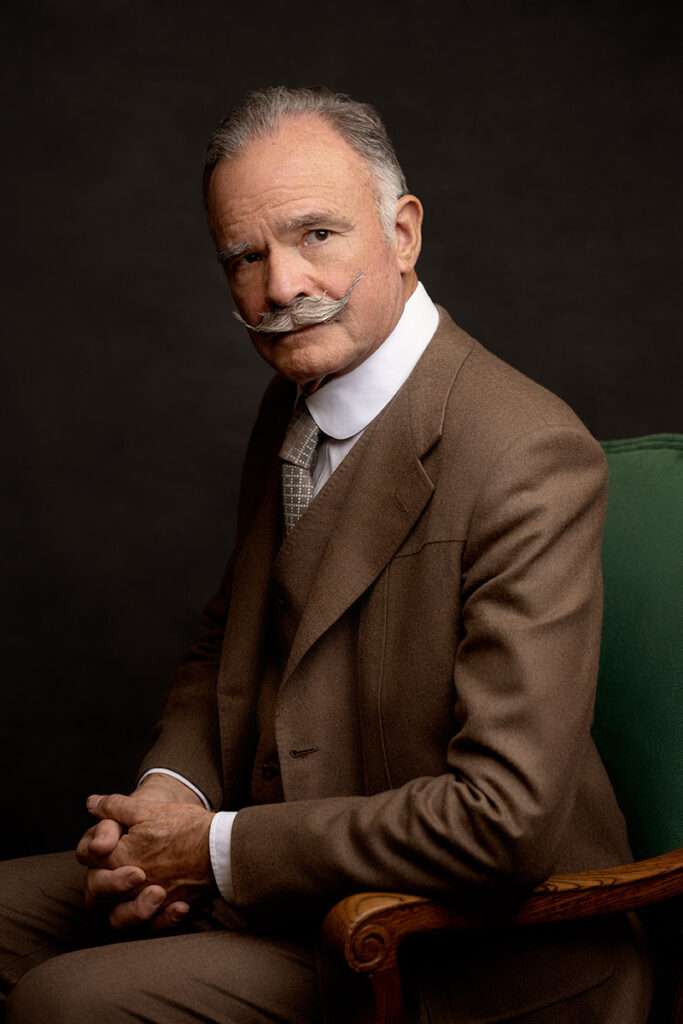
{"left": 323, "top": 847, "right": 683, "bottom": 975}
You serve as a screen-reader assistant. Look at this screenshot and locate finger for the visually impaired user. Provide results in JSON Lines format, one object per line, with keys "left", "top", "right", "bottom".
{"left": 75, "top": 819, "right": 124, "bottom": 866}
{"left": 150, "top": 901, "right": 191, "bottom": 932}
{"left": 87, "top": 793, "right": 144, "bottom": 828}
{"left": 75, "top": 826, "right": 97, "bottom": 865}
{"left": 89, "top": 818, "right": 124, "bottom": 855}
{"left": 108, "top": 885, "right": 167, "bottom": 930}
{"left": 84, "top": 866, "right": 146, "bottom": 908}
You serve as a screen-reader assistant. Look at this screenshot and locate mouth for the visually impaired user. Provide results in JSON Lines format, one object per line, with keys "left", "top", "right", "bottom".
{"left": 266, "top": 318, "right": 337, "bottom": 342}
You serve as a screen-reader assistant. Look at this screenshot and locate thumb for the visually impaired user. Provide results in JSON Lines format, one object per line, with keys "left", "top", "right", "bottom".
{"left": 87, "top": 793, "right": 144, "bottom": 827}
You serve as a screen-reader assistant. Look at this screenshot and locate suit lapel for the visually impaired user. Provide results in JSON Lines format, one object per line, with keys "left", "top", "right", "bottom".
{"left": 281, "top": 309, "right": 475, "bottom": 685}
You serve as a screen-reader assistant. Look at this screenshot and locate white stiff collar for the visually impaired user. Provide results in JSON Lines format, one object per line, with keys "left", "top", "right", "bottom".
{"left": 304, "top": 281, "right": 439, "bottom": 440}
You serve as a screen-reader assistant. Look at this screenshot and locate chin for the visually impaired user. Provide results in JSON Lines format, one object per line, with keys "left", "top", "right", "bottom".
{"left": 264, "top": 327, "right": 354, "bottom": 383}
{"left": 273, "top": 356, "right": 338, "bottom": 386}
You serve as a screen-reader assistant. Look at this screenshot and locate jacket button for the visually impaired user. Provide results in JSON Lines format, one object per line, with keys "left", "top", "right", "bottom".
{"left": 289, "top": 746, "right": 320, "bottom": 759}
{"left": 261, "top": 761, "right": 280, "bottom": 779}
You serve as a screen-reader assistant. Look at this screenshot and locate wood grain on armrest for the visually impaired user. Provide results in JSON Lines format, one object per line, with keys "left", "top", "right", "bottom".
{"left": 323, "top": 848, "right": 683, "bottom": 974}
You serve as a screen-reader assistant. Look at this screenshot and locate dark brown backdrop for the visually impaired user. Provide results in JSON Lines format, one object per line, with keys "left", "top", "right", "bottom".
{"left": 1, "top": 0, "right": 681, "bottom": 858}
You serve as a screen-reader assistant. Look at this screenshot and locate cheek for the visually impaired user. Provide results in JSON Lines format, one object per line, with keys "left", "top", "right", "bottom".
{"left": 229, "top": 274, "right": 264, "bottom": 315}
{"left": 310, "top": 240, "right": 371, "bottom": 294}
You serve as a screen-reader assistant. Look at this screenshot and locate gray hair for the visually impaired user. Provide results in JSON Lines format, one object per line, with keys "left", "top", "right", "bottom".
{"left": 203, "top": 86, "right": 408, "bottom": 237}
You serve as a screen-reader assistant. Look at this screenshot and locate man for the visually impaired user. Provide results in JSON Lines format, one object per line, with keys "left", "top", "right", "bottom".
{"left": 0, "top": 87, "right": 651, "bottom": 1022}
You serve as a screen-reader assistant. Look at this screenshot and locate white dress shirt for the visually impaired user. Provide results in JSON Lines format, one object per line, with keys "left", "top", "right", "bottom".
{"left": 143, "top": 281, "right": 439, "bottom": 900}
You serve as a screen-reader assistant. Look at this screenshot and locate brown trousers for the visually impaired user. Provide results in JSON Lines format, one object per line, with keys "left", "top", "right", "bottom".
{"left": 0, "top": 852, "right": 322, "bottom": 1024}
{"left": 0, "top": 852, "right": 652, "bottom": 1024}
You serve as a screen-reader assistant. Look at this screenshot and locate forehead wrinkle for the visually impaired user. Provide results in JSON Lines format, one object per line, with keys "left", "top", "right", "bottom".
{"left": 209, "top": 118, "right": 377, "bottom": 234}
{"left": 214, "top": 165, "right": 357, "bottom": 214}
{"left": 225, "top": 184, "right": 349, "bottom": 225}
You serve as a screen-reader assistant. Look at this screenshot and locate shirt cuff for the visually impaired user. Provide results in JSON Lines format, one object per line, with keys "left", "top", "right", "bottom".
{"left": 138, "top": 768, "right": 211, "bottom": 810}
{"left": 209, "top": 811, "right": 238, "bottom": 901}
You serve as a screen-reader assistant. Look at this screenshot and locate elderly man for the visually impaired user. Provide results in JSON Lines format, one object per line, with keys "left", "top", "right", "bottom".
{"left": 0, "top": 87, "right": 651, "bottom": 1022}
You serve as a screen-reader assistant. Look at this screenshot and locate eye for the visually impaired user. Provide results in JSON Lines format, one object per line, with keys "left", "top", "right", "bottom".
{"left": 304, "top": 228, "right": 331, "bottom": 245}
{"left": 228, "top": 250, "right": 263, "bottom": 275}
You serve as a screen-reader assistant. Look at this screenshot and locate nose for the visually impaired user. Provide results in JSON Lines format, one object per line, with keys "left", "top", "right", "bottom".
{"left": 265, "top": 245, "right": 312, "bottom": 309}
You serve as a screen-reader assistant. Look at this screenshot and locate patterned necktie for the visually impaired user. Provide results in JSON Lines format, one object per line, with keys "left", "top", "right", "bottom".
{"left": 279, "top": 402, "right": 321, "bottom": 534}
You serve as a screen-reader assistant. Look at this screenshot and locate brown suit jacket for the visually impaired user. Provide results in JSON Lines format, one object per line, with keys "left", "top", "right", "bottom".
{"left": 141, "top": 309, "right": 642, "bottom": 1020}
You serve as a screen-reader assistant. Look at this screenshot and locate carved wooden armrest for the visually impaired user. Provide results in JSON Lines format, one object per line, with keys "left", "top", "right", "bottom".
{"left": 323, "top": 848, "right": 683, "bottom": 976}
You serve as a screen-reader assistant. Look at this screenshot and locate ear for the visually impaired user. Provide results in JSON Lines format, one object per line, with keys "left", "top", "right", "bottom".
{"left": 393, "top": 194, "right": 423, "bottom": 273}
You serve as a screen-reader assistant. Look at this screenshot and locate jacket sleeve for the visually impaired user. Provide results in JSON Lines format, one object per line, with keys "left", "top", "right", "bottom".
{"left": 137, "top": 374, "right": 291, "bottom": 808}
{"left": 228, "top": 424, "right": 609, "bottom": 915}
{"left": 136, "top": 558, "right": 233, "bottom": 810}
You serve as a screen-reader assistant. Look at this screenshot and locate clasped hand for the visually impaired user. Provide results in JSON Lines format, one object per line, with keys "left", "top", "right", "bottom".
{"left": 76, "top": 781, "right": 215, "bottom": 931}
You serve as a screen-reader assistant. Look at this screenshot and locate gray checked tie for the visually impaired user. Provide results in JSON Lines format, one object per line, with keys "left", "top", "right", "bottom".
{"left": 279, "top": 402, "right": 321, "bottom": 534}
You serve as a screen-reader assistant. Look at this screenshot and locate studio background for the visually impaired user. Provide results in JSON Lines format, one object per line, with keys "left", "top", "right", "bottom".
{"left": 2, "top": 1, "right": 681, "bottom": 860}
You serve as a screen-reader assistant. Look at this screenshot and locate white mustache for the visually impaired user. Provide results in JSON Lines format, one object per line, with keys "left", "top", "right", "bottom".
{"left": 234, "top": 272, "right": 364, "bottom": 334}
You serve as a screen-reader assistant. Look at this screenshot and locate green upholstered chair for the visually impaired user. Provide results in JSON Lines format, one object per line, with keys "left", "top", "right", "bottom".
{"left": 595, "top": 435, "right": 683, "bottom": 863}
{"left": 324, "top": 434, "right": 683, "bottom": 1024}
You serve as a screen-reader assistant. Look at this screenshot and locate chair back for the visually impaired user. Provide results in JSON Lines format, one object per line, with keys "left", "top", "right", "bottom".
{"left": 594, "top": 434, "right": 683, "bottom": 859}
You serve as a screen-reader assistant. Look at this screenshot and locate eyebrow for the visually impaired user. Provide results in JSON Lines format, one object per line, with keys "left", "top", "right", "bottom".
{"left": 215, "top": 211, "right": 353, "bottom": 265}
{"left": 216, "top": 241, "right": 249, "bottom": 265}
{"left": 277, "top": 211, "right": 353, "bottom": 234}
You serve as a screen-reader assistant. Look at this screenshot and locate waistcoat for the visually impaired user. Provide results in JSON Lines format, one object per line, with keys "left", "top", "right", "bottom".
{"left": 248, "top": 420, "right": 379, "bottom": 806}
